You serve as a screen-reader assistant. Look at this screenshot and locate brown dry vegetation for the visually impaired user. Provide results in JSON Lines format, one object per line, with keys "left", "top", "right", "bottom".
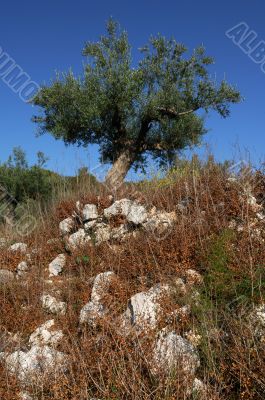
{"left": 0, "top": 158, "right": 265, "bottom": 399}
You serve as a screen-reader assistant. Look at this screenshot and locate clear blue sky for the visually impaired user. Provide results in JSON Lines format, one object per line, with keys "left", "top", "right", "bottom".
{"left": 0, "top": 0, "right": 264, "bottom": 178}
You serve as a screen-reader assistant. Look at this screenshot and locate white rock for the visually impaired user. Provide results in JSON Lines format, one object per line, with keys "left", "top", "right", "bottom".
{"left": 5, "top": 345, "right": 68, "bottom": 382}
{"left": 17, "top": 261, "right": 29, "bottom": 277}
{"left": 111, "top": 224, "right": 129, "bottom": 240}
{"left": 80, "top": 301, "right": 105, "bottom": 326}
{"left": 252, "top": 304, "right": 265, "bottom": 327}
{"left": 9, "top": 242, "right": 27, "bottom": 253}
{"left": 0, "top": 269, "right": 15, "bottom": 284}
{"left": 153, "top": 329, "right": 200, "bottom": 376}
{"left": 184, "top": 330, "right": 202, "bottom": 347}
{"left": 0, "top": 238, "right": 7, "bottom": 249}
{"left": 175, "top": 278, "right": 188, "bottom": 295}
{"left": 172, "top": 305, "right": 191, "bottom": 323}
{"left": 48, "top": 254, "right": 66, "bottom": 277}
{"left": 84, "top": 220, "right": 98, "bottom": 230}
{"left": 104, "top": 199, "right": 147, "bottom": 225}
{"left": 80, "top": 271, "right": 116, "bottom": 325}
{"left": 143, "top": 212, "right": 176, "bottom": 234}
{"left": 104, "top": 199, "right": 132, "bottom": 218}
{"left": 122, "top": 284, "right": 171, "bottom": 331}
{"left": 82, "top": 204, "right": 98, "bottom": 221}
{"left": 191, "top": 378, "right": 207, "bottom": 395}
{"left": 91, "top": 271, "right": 116, "bottom": 303}
{"left": 68, "top": 229, "right": 91, "bottom": 249}
{"left": 19, "top": 392, "right": 33, "bottom": 400}
{"left": 185, "top": 269, "right": 203, "bottom": 285}
{"left": 126, "top": 204, "right": 148, "bottom": 225}
{"left": 29, "top": 320, "right": 64, "bottom": 347}
{"left": 59, "top": 217, "right": 75, "bottom": 235}
{"left": 94, "top": 223, "right": 111, "bottom": 244}
{"left": 41, "top": 294, "right": 66, "bottom": 315}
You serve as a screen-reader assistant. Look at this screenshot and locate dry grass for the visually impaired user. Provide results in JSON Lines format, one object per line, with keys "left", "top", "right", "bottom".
{"left": 0, "top": 158, "right": 265, "bottom": 399}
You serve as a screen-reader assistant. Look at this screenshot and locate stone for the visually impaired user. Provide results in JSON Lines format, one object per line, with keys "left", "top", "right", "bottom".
{"left": 41, "top": 294, "right": 67, "bottom": 315}
{"left": 0, "top": 269, "right": 15, "bottom": 284}
{"left": 94, "top": 223, "right": 111, "bottom": 244}
{"left": 9, "top": 242, "right": 27, "bottom": 253}
{"left": 184, "top": 330, "right": 202, "bottom": 347}
{"left": 191, "top": 378, "right": 207, "bottom": 397}
{"left": 254, "top": 304, "right": 265, "bottom": 326}
{"left": 153, "top": 329, "right": 200, "bottom": 376}
{"left": 19, "top": 392, "right": 33, "bottom": 400}
{"left": 82, "top": 204, "right": 98, "bottom": 221}
{"left": 91, "top": 271, "right": 116, "bottom": 303}
{"left": 68, "top": 229, "right": 91, "bottom": 249}
{"left": 84, "top": 220, "right": 98, "bottom": 231}
{"left": 185, "top": 269, "right": 203, "bottom": 286}
{"left": 48, "top": 254, "right": 66, "bottom": 277}
{"left": 122, "top": 284, "right": 171, "bottom": 331}
{"left": 174, "top": 278, "right": 188, "bottom": 296}
{"left": 5, "top": 345, "right": 68, "bottom": 383}
{"left": 126, "top": 203, "right": 148, "bottom": 225}
{"left": 176, "top": 198, "right": 191, "bottom": 213}
{"left": 29, "top": 320, "right": 64, "bottom": 348}
{"left": 143, "top": 211, "right": 176, "bottom": 235}
{"left": 104, "top": 199, "right": 147, "bottom": 225}
{"left": 104, "top": 199, "right": 133, "bottom": 218}
{"left": 80, "top": 301, "right": 105, "bottom": 326}
{"left": 59, "top": 217, "right": 75, "bottom": 235}
{"left": 80, "top": 271, "right": 116, "bottom": 325}
{"left": 16, "top": 261, "right": 29, "bottom": 277}
{"left": 111, "top": 224, "right": 129, "bottom": 240}
{"left": 0, "top": 238, "right": 7, "bottom": 249}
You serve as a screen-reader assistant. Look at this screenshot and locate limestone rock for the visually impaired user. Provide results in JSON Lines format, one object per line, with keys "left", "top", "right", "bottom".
{"left": 5, "top": 345, "right": 68, "bottom": 383}
{"left": 111, "top": 224, "right": 129, "bottom": 241}
{"left": 48, "top": 254, "right": 66, "bottom": 277}
{"left": 143, "top": 211, "right": 176, "bottom": 235}
{"left": 41, "top": 294, "right": 67, "bottom": 315}
{"left": 0, "top": 269, "right": 15, "bottom": 284}
{"left": 185, "top": 269, "right": 203, "bottom": 286}
{"left": 68, "top": 229, "right": 91, "bottom": 249}
{"left": 29, "top": 320, "right": 64, "bottom": 347}
{"left": 59, "top": 217, "right": 75, "bottom": 235}
{"left": 0, "top": 238, "right": 7, "bottom": 249}
{"left": 16, "top": 261, "right": 29, "bottom": 277}
{"left": 104, "top": 199, "right": 147, "bottom": 225}
{"left": 104, "top": 199, "right": 132, "bottom": 218}
{"left": 122, "top": 284, "right": 171, "bottom": 331}
{"left": 153, "top": 329, "right": 200, "bottom": 376}
{"left": 82, "top": 204, "right": 98, "bottom": 221}
{"left": 94, "top": 223, "right": 111, "bottom": 245}
{"left": 80, "top": 271, "right": 116, "bottom": 325}
{"left": 19, "top": 392, "right": 33, "bottom": 400}
{"left": 9, "top": 242, "right": 27, "bottom": 253}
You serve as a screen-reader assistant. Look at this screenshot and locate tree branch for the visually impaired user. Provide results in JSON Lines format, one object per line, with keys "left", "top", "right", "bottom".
{"left": 156, "top": 106, "right": 199, "bottom": 118}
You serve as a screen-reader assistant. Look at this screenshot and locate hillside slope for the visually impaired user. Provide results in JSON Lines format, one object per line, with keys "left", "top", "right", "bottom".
{"left": 0, "top": 160, "right": 265, "bottom": 399}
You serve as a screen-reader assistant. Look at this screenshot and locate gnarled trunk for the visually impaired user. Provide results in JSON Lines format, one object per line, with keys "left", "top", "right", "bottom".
{"left": 105, "top": 149, "right": 136, "bottom": 190}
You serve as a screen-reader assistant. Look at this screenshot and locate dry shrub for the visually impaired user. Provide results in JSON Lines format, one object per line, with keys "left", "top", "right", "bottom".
{"left": 1, "top": 159, "right": 265, "bottom": 399}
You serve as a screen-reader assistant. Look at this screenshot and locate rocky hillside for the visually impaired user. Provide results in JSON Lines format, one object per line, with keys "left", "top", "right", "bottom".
{"left": 0, "top": 162, "right": 265, "bottom": 399}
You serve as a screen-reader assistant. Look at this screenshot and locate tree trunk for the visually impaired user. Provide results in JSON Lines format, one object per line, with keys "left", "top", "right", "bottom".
{"left": 104, "top": 149, "right": 136, "bottom": 190}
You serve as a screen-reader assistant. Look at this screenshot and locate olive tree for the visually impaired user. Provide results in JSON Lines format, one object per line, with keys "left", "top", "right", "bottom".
{"left": 32, "top": 19, "right": 241, "bottom": 188}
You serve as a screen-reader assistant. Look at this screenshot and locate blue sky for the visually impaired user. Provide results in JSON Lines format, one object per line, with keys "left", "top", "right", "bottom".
{"left": 0, "top": 0, "right": 264, "bottom": 178}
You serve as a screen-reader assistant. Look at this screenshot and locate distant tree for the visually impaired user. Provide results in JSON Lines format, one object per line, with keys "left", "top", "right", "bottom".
{"left": 36, "top": 151, "right": 49, "bottom": 168}
{"left": 32, "top": 19, "right": 241, "bottom": 188}
{"left": 7, "top": 147, "right": 28, "bottom": 169}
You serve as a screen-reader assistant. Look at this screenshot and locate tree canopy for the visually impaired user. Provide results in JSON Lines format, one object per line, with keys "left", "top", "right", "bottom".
{"left": 32, "top": 19, "right": 241, "bottom": 188}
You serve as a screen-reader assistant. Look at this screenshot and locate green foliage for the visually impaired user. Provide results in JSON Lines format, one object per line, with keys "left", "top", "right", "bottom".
{"left": 0, "top": 148, "right": 98, "bottom": 219}
{"left": 202, "top": 229, "right": 265, "bottom": 310}
{"left": 76, "top": 255, "right": 90, "bottom": 265}
{"left": 32, "top": 18, "right": 241, "bottom": 173}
